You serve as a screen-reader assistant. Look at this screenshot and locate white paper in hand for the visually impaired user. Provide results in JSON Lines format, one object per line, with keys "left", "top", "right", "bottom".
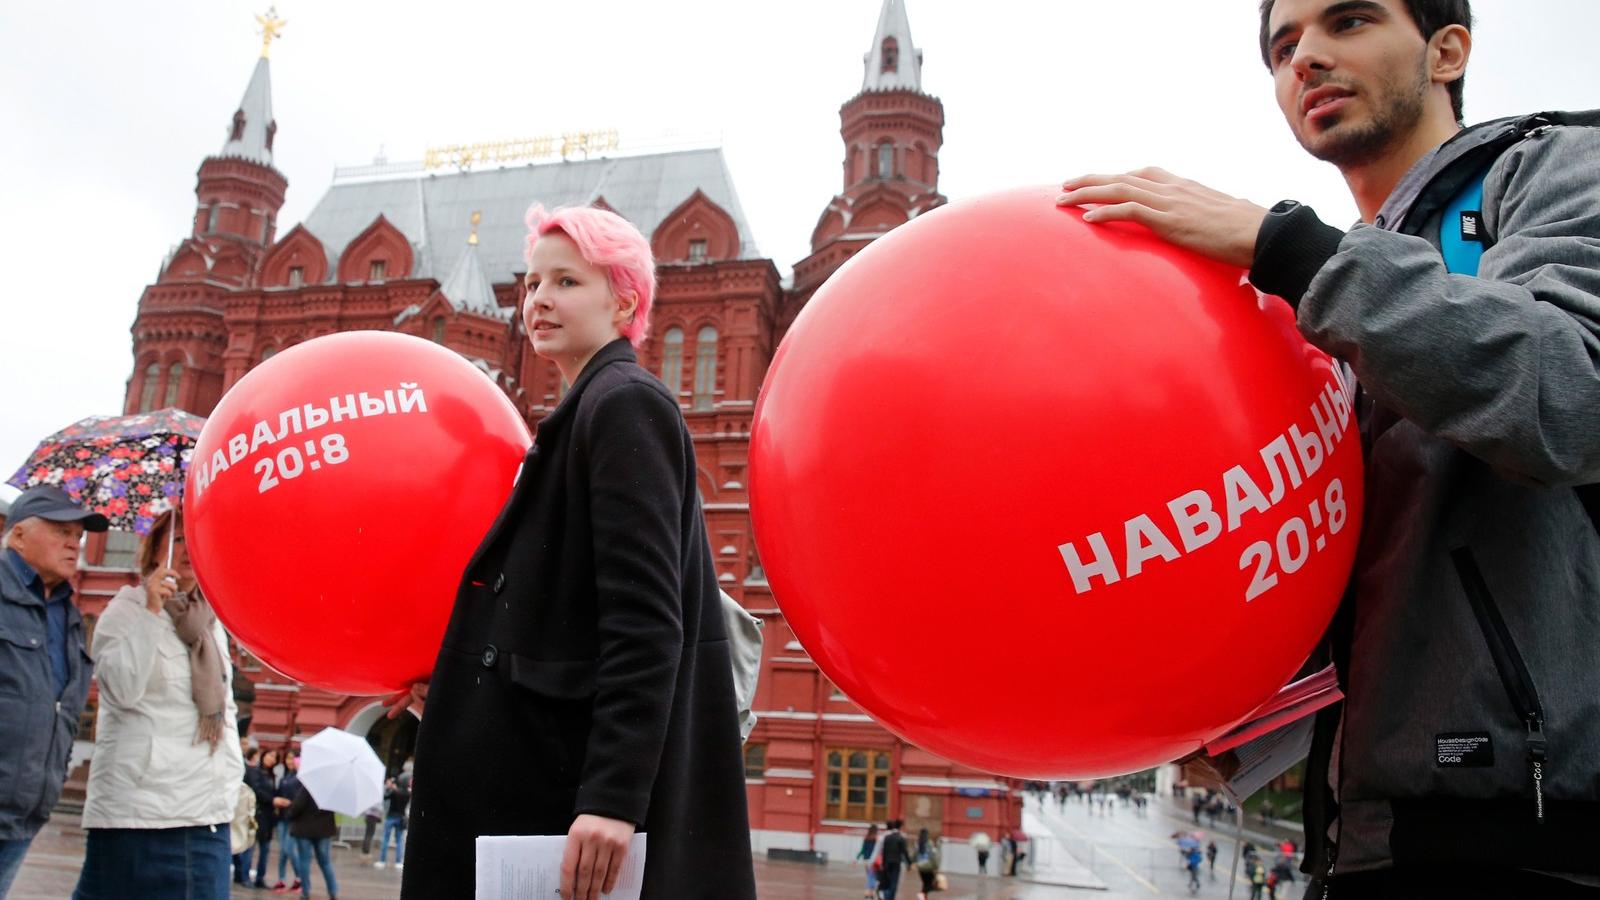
{"left": 475, "top": 832, "right": 647, "bottom": 900}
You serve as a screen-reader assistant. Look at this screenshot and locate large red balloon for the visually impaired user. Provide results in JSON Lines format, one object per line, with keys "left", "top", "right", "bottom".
{"left": 750, "top": 186, "right": 1363, "bottom": 778}
{"left": 185, "top": 331, "right": 531, "bottom": 696}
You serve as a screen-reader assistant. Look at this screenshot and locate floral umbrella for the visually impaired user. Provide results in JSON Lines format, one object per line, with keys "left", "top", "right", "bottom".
{"left": 6, "top": 409, "right": 205, "bottom": 534}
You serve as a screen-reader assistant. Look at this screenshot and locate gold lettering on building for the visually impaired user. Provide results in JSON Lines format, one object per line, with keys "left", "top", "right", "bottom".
{"left": 423, "top": 131, "right": 621, "bottom": 171}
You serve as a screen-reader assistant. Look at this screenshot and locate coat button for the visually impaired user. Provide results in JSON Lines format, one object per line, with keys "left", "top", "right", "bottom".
{"left": 481, "top": 645, "right": 498, "bottom": 668}
{"left": 493, "top": 573, "right": 506, "bottom": 594}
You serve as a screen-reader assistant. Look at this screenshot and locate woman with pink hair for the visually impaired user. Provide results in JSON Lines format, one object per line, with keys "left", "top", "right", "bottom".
{"left": 395, "top": 205, "right": 756, "bottom": 900}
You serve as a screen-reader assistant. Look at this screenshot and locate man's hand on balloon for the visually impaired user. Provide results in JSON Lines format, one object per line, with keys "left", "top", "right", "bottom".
{"left": 561, "top": 813, "right": 636, "bottom": 900}
{"left": 1057, "top": 168, "right": 1268, "bottom": 269}
{"left": 384, "top": 681, "right": 428, "bottom": 720}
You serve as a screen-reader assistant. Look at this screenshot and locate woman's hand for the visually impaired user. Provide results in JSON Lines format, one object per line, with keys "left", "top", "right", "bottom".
{"left": 143, "top": 566, "right": 179, "bottom": 614}
{"left": 384, "top": 681, "right": 429, "bottom": 720}
{"left": 272, "top": 796, "right": 290, "bottom": 809}
{"left": 561, "top": 814, "right": 636, "bottom": 900}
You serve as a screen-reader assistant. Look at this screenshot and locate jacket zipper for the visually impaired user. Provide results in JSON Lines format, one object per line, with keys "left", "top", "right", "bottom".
{"left": 1450, "top": 547, "right": 1547, "bottom": 824}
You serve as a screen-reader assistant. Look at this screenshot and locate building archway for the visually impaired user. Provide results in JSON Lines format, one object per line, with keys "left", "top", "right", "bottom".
{"left": 345, "top": 701, "right": 417, "bottom": 778}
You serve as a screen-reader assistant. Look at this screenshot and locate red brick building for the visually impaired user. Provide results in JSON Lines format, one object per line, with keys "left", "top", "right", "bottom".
{"left": 69, "top": 0, "right": 1019, "bottom": 868}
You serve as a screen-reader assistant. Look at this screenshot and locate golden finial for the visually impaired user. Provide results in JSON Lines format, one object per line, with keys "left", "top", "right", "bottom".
{"left": 468, "top": 211, "right": 482, "bottom": 245}
{"left": 256, "top": 7, "right": 288, "bottom": 59}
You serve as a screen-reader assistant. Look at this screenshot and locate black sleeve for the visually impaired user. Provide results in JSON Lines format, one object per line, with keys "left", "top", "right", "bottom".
{"left": 1248, "top": 201, "right": 1346, "bottom": 309}
{"left": 248, "top": 769, "right": 272, "bottom": 806}
{"left": 573, "top": 380, "right": 688, "bottom": 826}
{"left": 287, "top": 785, "right": 309, "bottom": 821}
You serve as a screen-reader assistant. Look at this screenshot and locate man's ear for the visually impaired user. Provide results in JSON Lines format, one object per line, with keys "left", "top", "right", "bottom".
{"left": 1430, "top": 24, "right": 1470, "bottom": 87}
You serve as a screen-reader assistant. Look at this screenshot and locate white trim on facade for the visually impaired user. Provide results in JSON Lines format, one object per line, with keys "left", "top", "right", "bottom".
{"left": 896, "top": 776, "right": 1011, "bottom": 790}
{"left": 762, "top": 768, "right": 817, "bottom": 780}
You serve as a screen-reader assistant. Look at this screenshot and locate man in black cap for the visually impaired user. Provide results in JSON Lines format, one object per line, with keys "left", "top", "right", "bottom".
{"left": 0, "top": 486, "right": 107, "bottom": 898}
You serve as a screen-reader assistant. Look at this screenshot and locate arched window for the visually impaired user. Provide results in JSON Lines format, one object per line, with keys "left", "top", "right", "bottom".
{"left": 163, "top": 363, "right": 183, "bottom": 408}
{"left": 881, "top": 37, "right": 899, "bottom": 73}
{"left": 431, "top": 316, "right": 446, "bottom": 344}
{"left": 206, "top": 204, "right": 219, "bottom": 233}
{"left": 877, "top": 142, "right": 894, "bottom": 179}
{"left": 661, "top": 328, "right": 684, "bottom": 399}
{"left": 693, "top": 326, "right": 718, "bottom": 411}
{"left": 139, "top": 364, "right": 160, "bottom": 413}
{"left": 261, "top": 346, "right": 278, "bottom": 363}
{"left": 230, "top": 110, "right": 246, "bottom": 142}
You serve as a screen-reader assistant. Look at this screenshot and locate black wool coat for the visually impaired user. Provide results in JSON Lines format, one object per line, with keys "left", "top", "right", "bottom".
{"left": 402, "top": 340, "right": 755, "bottom": 899}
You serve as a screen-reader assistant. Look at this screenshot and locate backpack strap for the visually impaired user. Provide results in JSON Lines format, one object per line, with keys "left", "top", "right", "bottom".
{"left": 1438, "top": 163, "right": 1493, "bottom": 277}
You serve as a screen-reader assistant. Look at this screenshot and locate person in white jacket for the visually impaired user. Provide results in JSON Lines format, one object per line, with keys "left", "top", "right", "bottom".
{"left": 72, "top": 509, "right": 244, "bottom": 900}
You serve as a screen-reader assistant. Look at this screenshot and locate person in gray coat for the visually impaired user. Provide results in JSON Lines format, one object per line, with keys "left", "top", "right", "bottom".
{"left": 1058, "top": 0, "right": 1600, "bottom": 895}
{"left": 0, "top": 487, "right": 107, "bottom": 898}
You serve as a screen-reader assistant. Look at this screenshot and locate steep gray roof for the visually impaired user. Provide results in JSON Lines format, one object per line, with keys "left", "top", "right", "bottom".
{"left": 218, "top": 57, "right": 276, "bottom": 166}
{"left": 298, "top": 148, "right": 760, "bottom": 287}
{"left": 437, "top": 241, "right": 507, "bottom": 319}
{"left": 861, "top": 0, "right": 923, "bottom": 92}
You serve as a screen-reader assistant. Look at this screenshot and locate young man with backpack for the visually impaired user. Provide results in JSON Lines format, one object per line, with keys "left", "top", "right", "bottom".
{"left": 1058, "top": 1, "right": 1600, "bottom": 896}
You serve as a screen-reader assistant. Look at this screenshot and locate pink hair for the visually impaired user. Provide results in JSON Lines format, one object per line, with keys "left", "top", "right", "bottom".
{"left": 525, "top": 204, "right": 656, "bottom": 348}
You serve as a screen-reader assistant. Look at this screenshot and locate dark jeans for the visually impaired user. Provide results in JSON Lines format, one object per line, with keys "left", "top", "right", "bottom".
{"left": 877, "top": 863, "right": 903, "bottom": 898}
{"left": 976, "top": 849, "right": 988, "bottom": 873}
{"left": 0, "top": 835, "right": 35, "bottom": 899}
{"left": 73, "top": 825, "right": 231, "bottom": 900}
{"left": 1321, "top": 866, "right": 1600, "bottom": 899}
{"left": 232, "top": 849, "right": 251, "bottom": 883}
{"left": 252, "top": 834, "right": 273, "bottom": 886}
{"left": 361, "top": 817, "right": 379, "bottom": 854}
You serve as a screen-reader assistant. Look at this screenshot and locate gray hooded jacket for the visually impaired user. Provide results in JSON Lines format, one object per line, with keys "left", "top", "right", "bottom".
{"left": 1250, "top": 110, "right": 1600, "bottom": 879}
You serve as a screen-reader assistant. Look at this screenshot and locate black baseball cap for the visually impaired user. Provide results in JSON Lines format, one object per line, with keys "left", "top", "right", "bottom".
{"left": 6, "top": 486, "right": 110, "bottom": 533}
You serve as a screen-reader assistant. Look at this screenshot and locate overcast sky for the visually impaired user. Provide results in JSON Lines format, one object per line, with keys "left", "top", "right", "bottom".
{"left": 3, "top": 0, "right": 1597, "bottom": 501}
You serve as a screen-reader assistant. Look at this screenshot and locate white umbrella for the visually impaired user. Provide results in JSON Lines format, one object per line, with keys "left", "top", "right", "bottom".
{"left": 297, "top": 727, "right": 385, "bottom": 818}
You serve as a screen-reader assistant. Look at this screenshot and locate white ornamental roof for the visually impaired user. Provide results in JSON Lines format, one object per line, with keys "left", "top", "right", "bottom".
{"left": 861, "top": 0, "right": 923, "bottom": 92}
{"left": 217, "top": 57, "right": 276, "bottom": 166}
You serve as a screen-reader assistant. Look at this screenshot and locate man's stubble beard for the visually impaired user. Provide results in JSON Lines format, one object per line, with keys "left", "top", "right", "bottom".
{"left": 1296, "top": 55, "right": 1431, "bottom": 168}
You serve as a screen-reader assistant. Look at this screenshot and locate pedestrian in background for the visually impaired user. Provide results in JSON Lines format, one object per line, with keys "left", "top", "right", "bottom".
{"left": 0, "top": 487, "right": 106, "bottom": 900}
{"left": 285, "top": 784, "right": 338, "bottom": 900}
{"left": 269, "top": 751, "right": 301, "bottom": 893}
{"left": 912, "top": 827, "right": 940, "bottom": 899}
{"left": 249, "top": 748, "right": 280, "bottom": 889}
{"left": 235, "top": 748, "right": 262, "bottom": 885}
{"left": 856, "top": 823, "right": 879, "bottom": 899}
{"left": 876, "top": 819, "right": 909, "bottom": 899}
{"left": 971, "top": 830, "right": 992, "bottom": 875}
{"left": 374, "top": 773, "right": 409, "bottom": 870}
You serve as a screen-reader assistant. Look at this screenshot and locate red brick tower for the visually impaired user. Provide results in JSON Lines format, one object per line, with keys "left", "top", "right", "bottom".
{"left": 126, "top": 54, "right": 288, "bottom": 417}
{"left": 743, "top": 1, "right": 1019, "bottom": 868}
{"left": 789, "top": 0, "right": 947, "bottom": 315}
